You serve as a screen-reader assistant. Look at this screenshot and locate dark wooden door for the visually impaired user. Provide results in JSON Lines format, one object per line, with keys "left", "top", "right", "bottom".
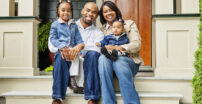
{"left": 104, "top": 0, "right": 152, "bottom": 66}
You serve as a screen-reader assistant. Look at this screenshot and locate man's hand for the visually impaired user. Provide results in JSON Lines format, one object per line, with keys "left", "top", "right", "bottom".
{"left": 69, "top": 44, "right": 84, "bottom": 61}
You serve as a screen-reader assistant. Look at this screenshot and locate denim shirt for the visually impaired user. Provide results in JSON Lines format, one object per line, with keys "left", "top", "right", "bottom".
{"left": 100, "top": 33, "right": 129, "bottom": 47}
{"left": 49, "top": 19, "right": 84, "bottom": 50}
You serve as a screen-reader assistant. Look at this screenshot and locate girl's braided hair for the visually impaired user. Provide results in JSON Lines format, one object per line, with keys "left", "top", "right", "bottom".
{"left": 56, "top": 0, "right": 73, "bottom": 18}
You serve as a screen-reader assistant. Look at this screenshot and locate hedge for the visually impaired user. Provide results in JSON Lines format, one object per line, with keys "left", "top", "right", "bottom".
{"left": 192, "top": 0, "right": 202, "bottom": 104}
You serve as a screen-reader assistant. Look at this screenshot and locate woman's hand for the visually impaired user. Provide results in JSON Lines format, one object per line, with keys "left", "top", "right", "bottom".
{"left": 105, "top": 45, "right": 116, "bottom": 50}
{"left": 105, "top": 45, "right": 126, "bottom": 51}
{"left": 115, "top": 46, "right": 126, "bottom": 51}
{"left": 60, "top": 47, "right": 70, "bottom": 61}
{"left": 69, "top": 44, "right": 84, "bottom": 61}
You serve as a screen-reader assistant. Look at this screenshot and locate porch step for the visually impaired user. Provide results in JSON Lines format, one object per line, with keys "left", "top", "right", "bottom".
{"left": 0, "top": 76, "right": 192, "bottom": 104}
{"left": 2, "top": 91, "right": 183, "bottom": 104}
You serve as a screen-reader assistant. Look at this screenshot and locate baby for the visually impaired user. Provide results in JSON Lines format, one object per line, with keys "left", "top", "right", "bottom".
{"left": 96, "top": 19, "right": 129, "bottom": 61}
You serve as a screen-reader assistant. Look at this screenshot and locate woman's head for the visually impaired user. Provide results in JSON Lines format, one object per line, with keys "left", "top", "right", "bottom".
{"left": 100, "top": 1, "right": 122, "bottom": 25}
{"left": 56, "top": 1, "right": 72, "bottom": 22}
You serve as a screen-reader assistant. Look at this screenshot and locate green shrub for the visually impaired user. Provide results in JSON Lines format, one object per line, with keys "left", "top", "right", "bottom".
{"left": 38, "top": 22, "right": 52, "bottom": 52}
{"left": 192, "top": 0, "right": 202, "bottom": 103}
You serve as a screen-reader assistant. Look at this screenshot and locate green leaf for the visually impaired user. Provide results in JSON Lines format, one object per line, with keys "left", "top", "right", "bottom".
{"left": 38, "top": 22, "right": 52, "bottom": 52}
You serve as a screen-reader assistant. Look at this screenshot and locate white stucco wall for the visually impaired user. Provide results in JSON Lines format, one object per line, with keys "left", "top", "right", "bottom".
{"left": 0, "top": 0, "right": 15, "bottom": 16}
{"left": 153, "top": 0, "right": 199, "bottom": 14}
{"left": 181, "top": 0, "right": 199, "bottom": 13}
{"left": 153, "top": 0, "right": 173, "bottom": 14}
{"left": 18, "top": 0, "right": 38, "bottom": 16}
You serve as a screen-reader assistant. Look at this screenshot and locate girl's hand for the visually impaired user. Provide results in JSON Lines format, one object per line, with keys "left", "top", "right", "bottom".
{"left": 60, "top": 47, "right": 70, "bottom": 61}
{"left": 69, "top": 44, "right": 84, "bottom": 61}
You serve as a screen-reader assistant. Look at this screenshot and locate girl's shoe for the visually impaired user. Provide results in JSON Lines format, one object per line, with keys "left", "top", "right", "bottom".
{"left": 52, "top": 99, "right": 63, "bottom": 104}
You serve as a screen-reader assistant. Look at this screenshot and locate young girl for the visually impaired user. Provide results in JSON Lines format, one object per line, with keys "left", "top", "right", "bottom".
{"left": 95, "top": 19, "right": 129, "bottom": 61}
{"left": 49, "top": 1, "right": 84, "bottom": 104}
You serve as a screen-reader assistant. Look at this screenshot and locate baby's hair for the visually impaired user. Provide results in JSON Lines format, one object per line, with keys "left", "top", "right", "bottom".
{"left": 113, "top": 18, "right": 124, "bottom": 24}
{"left": 59, "top": 0, "right": 71, "bottom": 2}
{"left": 56, "top": 0, "right": 73, "bottom": 18}
{"left": 113, "top": 18, "right": 125, "bottom": 27}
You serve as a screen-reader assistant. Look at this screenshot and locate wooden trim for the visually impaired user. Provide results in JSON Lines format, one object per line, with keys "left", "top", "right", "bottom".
{"left": 173, "top": 0, "right": 176, "bottom": 14}
{"left": 0, "top": 16, "right": 41, "bottom": 21}
{"left": 152, "top": 14, "right": 200, "bottom": 18}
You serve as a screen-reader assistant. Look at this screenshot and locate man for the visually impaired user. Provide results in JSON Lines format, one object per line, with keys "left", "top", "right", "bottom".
{"left": 49, "top": 2, "right": 104, "bottom": 104}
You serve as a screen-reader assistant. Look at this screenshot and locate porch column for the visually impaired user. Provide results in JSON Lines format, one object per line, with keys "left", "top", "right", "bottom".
{"left": 0, "top": 0, "right": 39, "bottom": 76}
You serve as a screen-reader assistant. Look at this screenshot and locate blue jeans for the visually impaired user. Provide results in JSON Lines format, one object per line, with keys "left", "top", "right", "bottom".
{"left": 98, "top": 55, "right": 140, "bottom": 104}
{"left": 52, "top": 52, "right": 71, "bottom": 100}
{"left": 83, "top": 51, "right": 101, "bottom": 100}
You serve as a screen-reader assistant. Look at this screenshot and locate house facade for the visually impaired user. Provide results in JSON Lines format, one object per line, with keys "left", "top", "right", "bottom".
{"left": 0, "top": 0, "right": 199, "bottom": 104}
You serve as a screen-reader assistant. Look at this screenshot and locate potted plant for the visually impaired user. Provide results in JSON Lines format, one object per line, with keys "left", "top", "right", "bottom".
{"left": 38, "top": 22, "right": 52, "bottom": 52}
{"left": 38, "top": 22, "right": 54, "bottom": 72}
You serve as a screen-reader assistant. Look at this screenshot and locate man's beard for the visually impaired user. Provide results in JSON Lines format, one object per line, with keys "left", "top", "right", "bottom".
{"left": 83, "top": 18, "right": 93, "bottom": 25}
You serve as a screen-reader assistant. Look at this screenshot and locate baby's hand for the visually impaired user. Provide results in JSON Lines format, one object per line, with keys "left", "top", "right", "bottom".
{"left": 95, "top": 42, "right": 100, "bottom": 46}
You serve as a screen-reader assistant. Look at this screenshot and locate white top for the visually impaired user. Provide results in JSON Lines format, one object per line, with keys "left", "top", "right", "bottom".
{"left": 76, "top": 19, "right": 104, "bottom": 52}
{"left": 48, "top": 19, "right": 104, "bottom": 53}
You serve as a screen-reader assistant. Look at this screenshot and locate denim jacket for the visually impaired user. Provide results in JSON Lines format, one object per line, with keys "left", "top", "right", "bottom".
{"left": 49, "top": 18, "right": 84, "bottom": 50}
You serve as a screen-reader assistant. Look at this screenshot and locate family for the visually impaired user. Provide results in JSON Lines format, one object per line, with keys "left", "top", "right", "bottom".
{"left": 48, "top": 1, "right": 143, "bottom": 104}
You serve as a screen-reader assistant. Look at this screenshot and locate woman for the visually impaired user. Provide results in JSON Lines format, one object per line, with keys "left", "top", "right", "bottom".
{"left": 98, "top": 1, "right": 143, "bottom": 104}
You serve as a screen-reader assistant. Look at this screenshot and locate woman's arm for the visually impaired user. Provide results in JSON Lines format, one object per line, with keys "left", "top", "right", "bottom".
{"left": 120, "top": 20, "right": 141, "bottom": 53}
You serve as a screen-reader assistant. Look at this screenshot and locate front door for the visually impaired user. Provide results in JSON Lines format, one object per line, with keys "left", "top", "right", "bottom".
{"left": 103, "top": 0, "right": 152, "bottom": 66}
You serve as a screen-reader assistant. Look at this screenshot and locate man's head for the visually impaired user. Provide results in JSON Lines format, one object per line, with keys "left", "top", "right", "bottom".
{"left": 81, "top": 2, "right": 99, "bottom": 26}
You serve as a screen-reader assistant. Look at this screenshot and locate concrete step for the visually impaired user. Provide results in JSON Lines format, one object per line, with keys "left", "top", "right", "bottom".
{"left": 2, "top": 91, "right": 183, "bottom": 104}
{"left": 0, "top": 76, "right": 192, "bottom": 104}
{"left": 39, "top": 71, "right": 155, "bottom": 77}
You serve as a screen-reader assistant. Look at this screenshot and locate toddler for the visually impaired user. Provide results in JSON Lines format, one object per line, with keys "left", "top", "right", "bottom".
{"left": 96, "top": 19, "right": 129, "bottom": 61}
